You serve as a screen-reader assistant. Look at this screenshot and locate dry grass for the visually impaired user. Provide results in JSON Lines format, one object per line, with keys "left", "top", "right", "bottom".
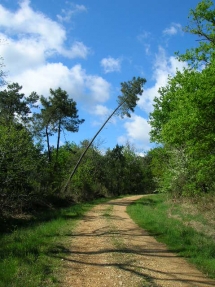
{"left": 168, "top": 194, "right": 215, "bottom": 240}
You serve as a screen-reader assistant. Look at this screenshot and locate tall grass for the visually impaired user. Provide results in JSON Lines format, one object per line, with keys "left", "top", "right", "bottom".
{"left": 0, "top": 199, "right": 108, "bottom": 287}
{"left": 127, "top": 194, "right": 215, "bottom": 279}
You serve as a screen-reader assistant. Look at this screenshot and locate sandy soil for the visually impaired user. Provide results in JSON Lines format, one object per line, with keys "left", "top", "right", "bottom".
{"left": 60, "top": 195, "right": 215, "bottom": 287}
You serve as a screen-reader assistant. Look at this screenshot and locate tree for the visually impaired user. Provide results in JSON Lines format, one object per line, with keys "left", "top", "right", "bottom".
{"left": 149, "top": 0, "right": 215, "bottom": 196}
{"left": 0, "top": 83, "right": 38, "bottom": 126}
{"left": 150, "top": 52, "right": 215, "bottom": 194}
{"left": 104, "top": 144, "right": 125, "bottom": 195}
{"left": 35, "top": 87, "right": 84, "bottom": 163}
{"left": 121, "top": 143, "right": 147, "bottom": 194}
{"left": 0, "top": 123, "right": 43, "bottom": 214}
{"left": 62, "top": 76, "right": 146, "bottom": 192}
{"left": 176, "top": 0, "right": 215, "bottom": 67}
{"left": 0, "top": 41, "right": 7, "bottom": 87}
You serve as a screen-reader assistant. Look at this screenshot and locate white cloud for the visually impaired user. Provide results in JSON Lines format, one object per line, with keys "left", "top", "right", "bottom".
{"left": 100, "top": 57, "right": 121, "bottom": 73}
{"left": 163, "top": 23, "right": 182, "bottom": 36}
{"left": 118, "top": 115, "right": 151, "bottom": 150}
{"left": 86, "top": 75, "right": 110, "bottom": 102}
{"left": 0, "top": 0, "right": 66, "bottom": 50}
{"left": 57, "top": 4, "right": 87, "bottom": 22}
{"left": 124, "top": 115, "right": 151, "bottom": 142}
{"left": 12, "top": 63, "right": 111, "bottom": 104}
{"left": 0, "top": 34, "right": 45, "bottom": 75}
{"left": 93, "top": 105, "right": 110, "bottom": 116}
{"left": 138, "top": 46, "right": 187, "bottom": 113}
{"left": 0, "top": 1, "right": 109, "bottom": 107}
{"left": 0, "top": 1, "right": 90, "bottom": 61}
{"left": 61, "top": 41, "right": 90, "bottom": 59}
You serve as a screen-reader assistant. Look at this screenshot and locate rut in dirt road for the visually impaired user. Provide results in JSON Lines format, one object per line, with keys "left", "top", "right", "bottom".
{"left": 60, "top": 195, "right": 215, "bottom": 287}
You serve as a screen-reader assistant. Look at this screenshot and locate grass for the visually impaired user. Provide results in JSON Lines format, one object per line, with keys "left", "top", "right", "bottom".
{"left": 0, "top": 198, "right": 110, "bottom": 287}
{"left": 127, "top": 194, "right": 215, "bottom": 279}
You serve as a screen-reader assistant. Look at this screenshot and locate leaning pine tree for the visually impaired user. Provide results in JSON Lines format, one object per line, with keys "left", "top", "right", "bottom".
{"left": 62, "top": 76, "right": 146, "bottom": 192}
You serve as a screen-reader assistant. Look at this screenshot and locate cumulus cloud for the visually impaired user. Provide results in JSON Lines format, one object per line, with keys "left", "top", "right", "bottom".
{"left": 0, "top": 1, "right": 109, "bottom": 107}
{"left": 163, "top": 23, "right": 182, "bottom": 36}
{"left": 85, "top": 75, "right": 111, "bottom": 102}
{"left": 100, "top": 57, "right": 121, "bottom": 73}
{"left": 12, "top": 64, "right": 111, "bottom": 104}
{"left": 0, "top": 0, "right": 90, "bottom": 63}
{"left": 93, "top": 105, "right": 110, "bottom": 117}
{"left": 138, "top": 46, "right": 187, "bottom": 113}
{"left": 0, "top": 0, "right": 66, "bottom": 51}
{"left": 118, "top": 115, "right": 151, "bottom": 150}
{"left": 0, "top": 34, "right": 46, "bottom": 75}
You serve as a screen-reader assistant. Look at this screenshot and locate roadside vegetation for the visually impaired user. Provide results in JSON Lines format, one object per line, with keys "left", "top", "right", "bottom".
{"left": 0, "top": 198, "right": 110, "bottom": 287}
{"left": 127, "top": 194, "right": 215, "bottom": 279}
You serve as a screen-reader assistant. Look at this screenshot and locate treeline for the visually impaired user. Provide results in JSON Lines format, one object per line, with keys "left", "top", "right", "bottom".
{"left": 149, "top": 0, "right": 215, "bottom": 198}
{"left": 0, "top": 79, "right": 155, "bottom": 216}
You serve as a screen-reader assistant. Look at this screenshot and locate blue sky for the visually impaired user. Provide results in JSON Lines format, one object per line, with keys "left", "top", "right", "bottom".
{"left": 0, "top": 0, "right": 201, "bottom": 153}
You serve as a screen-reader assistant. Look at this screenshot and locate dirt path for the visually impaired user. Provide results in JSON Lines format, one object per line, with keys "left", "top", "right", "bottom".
{"left": 60, "top": 195, "right": 215, "bottom": 287}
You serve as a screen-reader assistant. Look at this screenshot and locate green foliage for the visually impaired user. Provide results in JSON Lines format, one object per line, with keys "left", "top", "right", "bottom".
{"left": 102, "top": 143, "right": 151, "bottom": 196}
{"left": 177, "top": 0, "right": 215, "bottom": 67}
{"left": 150, "top": 60, "right": 215, "bottom": 195}
{"left": 0, "top": 78, "right": 149, "bottom": 214}
{"left": 104, "top": 144, "right": 126, "bottom": 195}
{"left": 0, "top": 123, "right": 43, "bottom": 214}
{"left": 0, "top": 83, "right": 38, "bottom": 125}
{"left": 117, "top": 77, "right": 146, "bottom": 118}
{"left": 144, "top": 147, "right": 168, "bottom": 193}
{"left": 34, "top": 87, "right": 84, "bottom": 163}
{"left": 149, "top": 0, "right": 215, "bottom": 197}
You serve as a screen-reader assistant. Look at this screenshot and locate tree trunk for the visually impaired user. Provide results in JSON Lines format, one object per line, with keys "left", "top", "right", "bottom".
{"left": 56, "top": 119, "right": 61, "bottom": 163}
{"left": 46, "top": 126, "right": 51, "bottom": 163}
{"left": 61, "top": 100, "right": 126, "bottom": 193}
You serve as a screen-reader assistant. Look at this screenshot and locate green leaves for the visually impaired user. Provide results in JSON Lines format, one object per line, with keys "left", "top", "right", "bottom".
{"left": 177, "top": 0, "right": 215, "bottom": 67}
{"left": 35, "top": 87, "right": 85, "bottom": 163}
{"left": 0, "top": 123, "right": 43, "bottom": 213}
{"left": 117, "top": 77, "right": 146, "bottom": 118}
{"left": 0, "top": 83, "right": 39, "bottom": 125}
{"left": 149, "top": 1, "right": 215, "bottom": 196}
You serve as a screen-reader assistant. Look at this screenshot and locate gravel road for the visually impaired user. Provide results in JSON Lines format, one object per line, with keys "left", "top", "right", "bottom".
{"left": 60, "top": 195, "right": 215, "bottom": 287}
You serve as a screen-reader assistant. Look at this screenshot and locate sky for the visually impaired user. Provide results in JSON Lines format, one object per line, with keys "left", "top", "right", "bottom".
{"left": 0, "top": 0, "right": 202, "bottom": 153}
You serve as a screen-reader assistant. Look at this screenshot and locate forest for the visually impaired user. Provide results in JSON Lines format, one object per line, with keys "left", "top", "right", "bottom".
{"left": 0, "top": 0, "right": 215, "bottom": 217}
{"left": 0, "top": 78, "right": 154, "bottom": 217}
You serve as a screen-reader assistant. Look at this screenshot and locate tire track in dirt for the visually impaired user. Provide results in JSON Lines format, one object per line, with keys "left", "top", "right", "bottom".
{"left": 60, "top": 195, "right": 215, "bottom": 287}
